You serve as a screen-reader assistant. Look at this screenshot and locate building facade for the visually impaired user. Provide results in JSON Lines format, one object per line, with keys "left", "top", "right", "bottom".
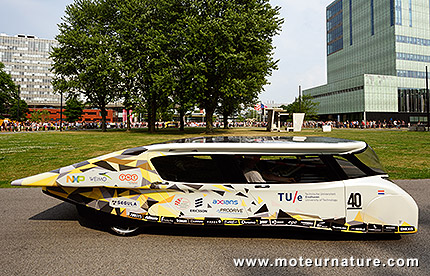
{"left": 0, "top": 33, "right": 59, "bottom": 106}
{"left": 304, "top": 0, "right": 430, "bottom": 123}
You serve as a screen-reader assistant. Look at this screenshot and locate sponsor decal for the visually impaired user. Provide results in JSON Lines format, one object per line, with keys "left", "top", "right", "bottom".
{"left": 349, "top": 224, "right": 367, "bottom": 232}
{"left": 367, "top": 224, "right": 382, "bottom": 232}
{"left": 278, "top": 191, "right": 302, "bottom": 203}
{"left": 195, "top": 197, "right": 203, "bottom": 208}
{"left": 241, "top": 219, "right": 258, "bottom": 225}
{"left": 224, "top": 219, "right": 239, "bottom": 225}
{"left": 299, "top": 220, "right": 315, "bottom": 227}
{"left": 383, "top": 225, "right": 398, "bottom": 232}
{"left": 205, "top": 218, "right": 223, "bottom": 225}
{"left": 259, "top": 219, "right": 270, "bottom": 225}
{"left": 189, "top": 219, "right": 204, "bottom": 224}
{"left": 271, "top": 219, "right": 289, "bottom": 225}
{"left": 175, "top": 218, "right": 188, "bottom": 224}
{"left": 144, "top": 215, "right": 159, "bottom": 222}
{"left": 174, "top": 198, "right": 191, "bottom": 210}
{"left": 378, "top": 190, "right": 385, "bottom": 195}
{"left": 88, "top": 176, "right": 109, "bottom": 183}
{"left": 128, "top": 212, "right": 143, "bottom": 219}
{"left": 331, "top": 224, "right": 348, "bottom": 231}
{"left": 109, "top": 197, "right": 140, "bottom": 210}
{"left": 316, "top": 221, "right": 330, "bottom": 229}
{"left": 399, "top": 226, "right": 415, "bottom": 232}
{"left": 189, "top": 209, "right": 208, "bottom": 213}
{"left": 160, "top": 217, "right": 175, "bottom": 224}
{"left": 216, "top": 207, "right": 244, "bottom": 214}
{"left": 119, "top": 173, "right": 139, "bottom": 182}
{"left": 66, "top": 175, "right": 85, "bottom": 183}
{"left": 286, "top": 220, "right": 298, "bottom": 226}
{"left": 212, "top": 199, "right": 239, "bottom": 205}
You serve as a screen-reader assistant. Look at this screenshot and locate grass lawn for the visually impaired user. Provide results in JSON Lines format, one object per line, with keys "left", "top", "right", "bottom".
{"left": 1, "top": 127, "right": 429, "bottom": 188}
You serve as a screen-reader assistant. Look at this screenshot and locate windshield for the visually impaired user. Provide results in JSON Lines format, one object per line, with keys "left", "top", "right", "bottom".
{"left": 354, "top": 145, "right": 386, "bottom": 175}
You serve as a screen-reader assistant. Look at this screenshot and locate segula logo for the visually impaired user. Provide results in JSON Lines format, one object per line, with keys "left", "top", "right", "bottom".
{"left": 119, "top": 174, "right": 138, "bottom": 182}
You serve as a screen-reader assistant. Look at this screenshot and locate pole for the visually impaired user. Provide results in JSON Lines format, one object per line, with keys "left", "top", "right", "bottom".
{"left": 60, "top": 92, "right": 63, "bottom": 132}
{"left": 299, "top": 85, "right": 302, "bottom": 113}
{"left": 427, "top": 66, "right": 430, "bottom": 131}
{"left": 17, "top": 85, "right": 20, "bottom": 122}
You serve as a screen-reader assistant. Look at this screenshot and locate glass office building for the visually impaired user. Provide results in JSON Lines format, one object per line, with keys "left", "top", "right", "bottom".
{"left": 0, "top": 33, "right": 59, "bottom": 106}
{"left": 304, "top": 0, "right": 430, "bottom": 123}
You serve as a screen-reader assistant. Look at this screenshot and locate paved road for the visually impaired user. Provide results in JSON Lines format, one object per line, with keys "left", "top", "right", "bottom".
{"left": 1, "top": 180, "right": 429, "bottom": 275}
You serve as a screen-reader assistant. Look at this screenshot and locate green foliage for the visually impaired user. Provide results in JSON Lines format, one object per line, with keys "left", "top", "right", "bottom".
{"left": 51, "top": 0, "right": 283, "bottom": 133}
{"left": 282, "top": 95, "right": 319, "bottom": 120}
{"left": 181, "top": 0, "right": 283, "bottom": 132}
{"left": 29, "top": 110, "right": 50, "bottom": 123}
{"left": 64, "top": 96, "right": 85, "bottom": 122}
{"left": 0, "top": 62, "right": 17, "bottom": 118}
{"left": 51, "top": 0, "right": 122, "bottom": 132}
{"left": 9, "top": 99, "right": 29, "bottom": 122}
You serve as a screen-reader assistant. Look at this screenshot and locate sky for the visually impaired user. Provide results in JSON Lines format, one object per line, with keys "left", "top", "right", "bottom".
{"left": 0, "top": 0, "right": 335, "bottom": 105}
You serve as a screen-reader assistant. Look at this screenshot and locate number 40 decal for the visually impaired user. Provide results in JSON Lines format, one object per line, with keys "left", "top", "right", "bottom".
{"left": 347, "top": 193, "right": 362, "bottom": 209}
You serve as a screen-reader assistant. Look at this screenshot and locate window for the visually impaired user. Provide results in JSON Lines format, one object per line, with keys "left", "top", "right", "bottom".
{"left": 349, "top": 0, "right": 352, "bottom": 45}
{"left": 150, "top": 153, "right": 383, "bottom": 184}
{"left": 396, "top": 0, "right": 402, "bottom": 25}
{"left": 371, "top": 0, "right": 375, "bottom": 35}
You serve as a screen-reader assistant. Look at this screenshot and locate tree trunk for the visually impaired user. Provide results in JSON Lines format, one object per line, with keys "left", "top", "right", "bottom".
{"left": 205, "top": 107, "right": 214, "bottom": 134}
{"left": 148, "top": 96, "right": 157, "bottom": 133}
{"left": 223, "top": 110, "right": 229, "bottom": 129}
{"left": 100, "top": 106, "right": 107, "bottom": 132}
{"left": 179, "top": 108, "right": 185, "bottom": 132}
{"left": 126, "top": 109, "right": 131, "bottom": 132}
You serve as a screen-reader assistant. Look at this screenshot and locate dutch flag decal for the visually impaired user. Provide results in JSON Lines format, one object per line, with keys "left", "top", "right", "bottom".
{"left": 378, "top": 190, "right": 385, "bottom": 195}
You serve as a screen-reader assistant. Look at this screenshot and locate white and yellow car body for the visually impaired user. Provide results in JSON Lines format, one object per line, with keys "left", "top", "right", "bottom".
{"left": 12, "top": 136, "right": 418, "bottom": 235}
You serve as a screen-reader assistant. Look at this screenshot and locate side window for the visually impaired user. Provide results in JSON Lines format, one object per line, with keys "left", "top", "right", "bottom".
{"left": 150, "top": 155, "right": 247, "bottom": 183}
{"left": 241, "top": 155, "right": 339, "bottom": 184}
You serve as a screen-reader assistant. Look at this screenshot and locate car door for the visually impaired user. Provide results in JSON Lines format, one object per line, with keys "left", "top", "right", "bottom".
{"left": 246, "top": 155, "right": 346, "bottom": 229}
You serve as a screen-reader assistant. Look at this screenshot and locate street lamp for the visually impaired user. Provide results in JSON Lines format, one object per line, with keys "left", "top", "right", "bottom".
{"left": 60, "top": 91, "right": 63, "bottom": 132}
{"left": 16, "top": 85, "right": 20, "bottom": 122}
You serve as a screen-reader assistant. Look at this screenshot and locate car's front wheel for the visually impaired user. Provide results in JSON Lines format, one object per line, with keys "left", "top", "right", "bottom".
{"left": 110, "top": 225, "right": 140, "bottom": 236}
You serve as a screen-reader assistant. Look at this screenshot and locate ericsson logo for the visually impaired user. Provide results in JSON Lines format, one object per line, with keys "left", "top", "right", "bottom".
{"left": 195, "top": 198, "right": 203, "bottom": 208}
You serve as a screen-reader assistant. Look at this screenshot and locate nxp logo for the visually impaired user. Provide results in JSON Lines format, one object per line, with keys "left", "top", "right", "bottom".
{"left": 119, "top": 174, "right": 138, "bottom": 182}
{"left": 66, "top": 175, "right": 85, "bottom": 183}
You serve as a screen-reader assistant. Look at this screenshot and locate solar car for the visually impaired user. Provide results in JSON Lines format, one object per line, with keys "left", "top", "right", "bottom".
{"left": 12, "top": 136, "right": 418, "bottom": 236}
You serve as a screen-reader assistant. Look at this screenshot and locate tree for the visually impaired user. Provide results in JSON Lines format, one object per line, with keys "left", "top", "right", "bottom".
{"left": 282, "top": 95, "right": 319, "bottom": 120}
{"left": 64, "top": 96, "right": 85, "bottom": 122}
{"left": 114, "top": 0, "right": 179, "bottom": 133}
{"left": 0, "top": 62, "right": 17, "bottom": 118}
{"left": 51, "top": 0, "right": 122, "bottom": 132}
{"left": 184, "top": 0, "right": 283, "bottom": 133}
{"left": 9, "top": 99, "right": 29, "bottom": 122}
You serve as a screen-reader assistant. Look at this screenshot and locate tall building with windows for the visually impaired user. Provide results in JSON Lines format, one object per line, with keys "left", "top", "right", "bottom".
{"left": 0, "top": 33, "right": 59, "bottom": 106}
{"left": 304, "top": 0, "right": 430, "bottom": 123}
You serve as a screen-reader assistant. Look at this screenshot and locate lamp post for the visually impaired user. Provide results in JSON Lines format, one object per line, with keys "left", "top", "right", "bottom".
{"left": 16, "top": 85, "right": 20, "bottom": 122}
{"left": 60, "top": 91, "right": 63, "bottom": 132}
{"left": 427, "top": 66, "right": 430, "bottom": 131}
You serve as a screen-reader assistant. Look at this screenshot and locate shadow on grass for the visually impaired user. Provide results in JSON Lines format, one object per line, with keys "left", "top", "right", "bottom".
{"left": 30, "top": 202, "right": 401, "bottom": 241}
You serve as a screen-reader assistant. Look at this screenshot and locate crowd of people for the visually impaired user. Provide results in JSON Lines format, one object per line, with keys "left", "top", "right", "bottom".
{"left": 0, "top": 118, "right": 414, "bottom": 132}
